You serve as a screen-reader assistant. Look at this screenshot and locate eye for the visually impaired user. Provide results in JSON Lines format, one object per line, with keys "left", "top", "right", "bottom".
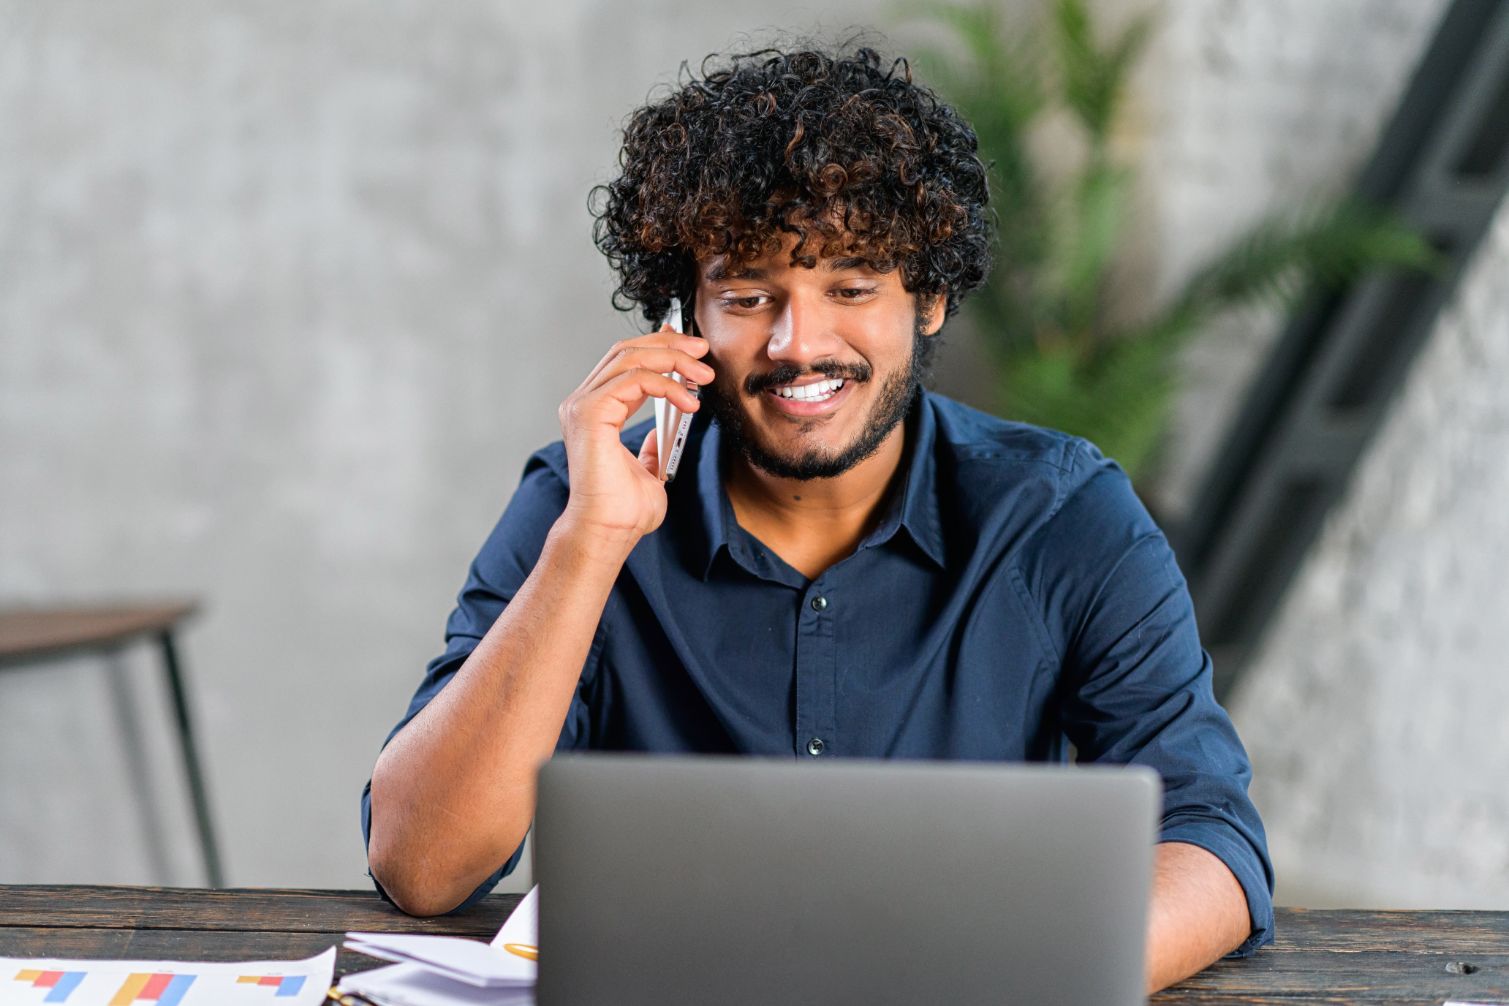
{"left": 718, "top": 294, "right": 769, "bottom": 311}
{"left": 834, "top": 286, "right": 877, "bottom": 301}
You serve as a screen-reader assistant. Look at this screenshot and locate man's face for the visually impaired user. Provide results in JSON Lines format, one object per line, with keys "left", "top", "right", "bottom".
{"left": 693, "top": 237, "right": 944, "bottom": 481}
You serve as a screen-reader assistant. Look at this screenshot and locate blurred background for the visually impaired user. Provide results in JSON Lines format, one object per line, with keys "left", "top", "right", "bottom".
{"left": 2, "top": 0, "right": 1505, "bottom": 908}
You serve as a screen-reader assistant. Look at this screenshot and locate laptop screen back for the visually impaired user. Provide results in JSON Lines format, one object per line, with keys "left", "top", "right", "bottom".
{"left": 536, "top": 754, "right": 1159, "bottom": 1005}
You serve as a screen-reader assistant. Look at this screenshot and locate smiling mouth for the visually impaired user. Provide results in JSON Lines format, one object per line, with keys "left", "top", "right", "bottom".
{"left": 767, "top": 378, "right": 846, "bottom": 403}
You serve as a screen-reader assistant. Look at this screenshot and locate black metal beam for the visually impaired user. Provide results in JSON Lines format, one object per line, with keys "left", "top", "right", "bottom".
{"left": 1172, "top": 0, "right": 1509, "bottom": 702}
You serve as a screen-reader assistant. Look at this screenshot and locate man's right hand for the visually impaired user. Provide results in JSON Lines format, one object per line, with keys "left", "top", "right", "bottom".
{"left": 556, "top": 325, "right": 714, "bottom": 542}
{"left": 369, "top": 325, "right": 715, "bottom": 916}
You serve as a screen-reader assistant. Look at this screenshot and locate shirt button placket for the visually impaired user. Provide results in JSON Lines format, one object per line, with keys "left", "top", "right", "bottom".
{"left": 795, "top": 585, "right": 835, "bottom": 759}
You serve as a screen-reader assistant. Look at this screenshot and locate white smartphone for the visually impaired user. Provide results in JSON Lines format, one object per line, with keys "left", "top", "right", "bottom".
{"left": 654, "top": 296, "right": 698, "bottom": 482}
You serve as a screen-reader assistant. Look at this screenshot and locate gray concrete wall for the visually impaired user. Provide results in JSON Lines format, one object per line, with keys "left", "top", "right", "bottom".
{"left": 3, "top": 0, "right": 1502, "bottom": 911}
{"left": 0, "top": 0, "right": 885, "bottom": 891}
{"left": 1130, "top": 0, "right": 1509, "bottom": 909}
{"left": 1142, "top": 0, "right": 1452, "bottom": 517}
{"left": 1233, "top": 201, "right": 1509, "bottom": 909}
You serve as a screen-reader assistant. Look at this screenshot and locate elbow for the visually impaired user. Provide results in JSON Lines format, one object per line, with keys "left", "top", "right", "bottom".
{"left": 366, "top": 774, "right": 468, "bottom": 918}
{"left": 384, "top": 881, "right": 465, "bottom": 919}
{"left": 367, "top": 843, "right": 469, "bottom": 918}
{"left": 366, "top": 753, "right": 531, "bottom": 916}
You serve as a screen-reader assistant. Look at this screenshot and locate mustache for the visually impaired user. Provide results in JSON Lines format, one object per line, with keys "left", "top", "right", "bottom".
{"left": 743, "top": 361, "right": 872, "bottom": 395}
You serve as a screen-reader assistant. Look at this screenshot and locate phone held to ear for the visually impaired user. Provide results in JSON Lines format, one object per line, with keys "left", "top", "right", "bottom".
{"left": 654, "top": 296, "right": 697, "bottom": 482}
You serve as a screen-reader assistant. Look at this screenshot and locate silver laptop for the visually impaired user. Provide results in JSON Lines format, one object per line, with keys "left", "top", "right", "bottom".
{"left": 534, "top": 754, "right": 1160, "bottom": 1006}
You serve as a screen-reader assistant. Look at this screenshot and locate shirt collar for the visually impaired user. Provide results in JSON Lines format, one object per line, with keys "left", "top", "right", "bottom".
{"left": 692, "top": 410, "right": 732, "bottom": 580}
{"left": 867, "top": 390, "right": 947, "bottom": 569}
{"left": 687, "top": 390, "right": 949, "bottom": 579}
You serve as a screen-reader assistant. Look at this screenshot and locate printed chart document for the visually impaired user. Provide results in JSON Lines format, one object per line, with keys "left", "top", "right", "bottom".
{"left": 338, "top": 886, "right": 537, "bottom": 1005}
{"left": 2, "top": 947, "right": 333, "bottom": 1005}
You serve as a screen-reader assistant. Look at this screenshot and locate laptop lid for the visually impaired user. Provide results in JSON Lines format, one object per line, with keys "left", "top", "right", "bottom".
{"left": 535, "top": 753, "right": 1160, "bottom": 1005}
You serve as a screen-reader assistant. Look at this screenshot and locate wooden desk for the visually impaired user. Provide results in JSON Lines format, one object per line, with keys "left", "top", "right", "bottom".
{"left": 2, "top": 886, "right": 1507, "bottom": 1003}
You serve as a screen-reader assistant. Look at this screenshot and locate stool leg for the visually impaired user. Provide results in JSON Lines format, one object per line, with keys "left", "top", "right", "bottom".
{"left": 158, "top": 630, "right": 225, "bottom": 887}
{"left": 105, "top": 651, "right": 175, "bottom": 884}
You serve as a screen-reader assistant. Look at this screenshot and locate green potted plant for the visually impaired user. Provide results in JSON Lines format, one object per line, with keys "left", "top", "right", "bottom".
{"left": 904, "top": 0, "right": 1437, "bottom": 482}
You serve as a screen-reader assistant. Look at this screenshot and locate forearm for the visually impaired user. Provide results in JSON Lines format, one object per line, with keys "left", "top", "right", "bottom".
{"left": 367, "top": 516, "right": 635, "bottom": 916}
{"left": 1144, "top": 841, "right": 1252, "bottom": 994}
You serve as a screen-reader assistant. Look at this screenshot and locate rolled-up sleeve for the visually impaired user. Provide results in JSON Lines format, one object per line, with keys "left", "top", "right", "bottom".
{"left": 1035, "top": 442, "right": 1275, "bottom": 956}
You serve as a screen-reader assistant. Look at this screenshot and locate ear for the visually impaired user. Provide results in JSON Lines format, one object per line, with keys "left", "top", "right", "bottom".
{"left": 919, "top": 293, "right": 947, "bottom": 336}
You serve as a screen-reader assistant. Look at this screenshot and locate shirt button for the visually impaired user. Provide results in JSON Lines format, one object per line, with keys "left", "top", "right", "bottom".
{"left": 810, "top": 595, "right": 828, "bottom": 612}
{"left": 807, "top": 737, "right": 826, "bottom": 756}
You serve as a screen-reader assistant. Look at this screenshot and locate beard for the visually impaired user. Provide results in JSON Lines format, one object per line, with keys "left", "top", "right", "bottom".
{"left": 701, "top": 316, "right": 936, "bottom": 481}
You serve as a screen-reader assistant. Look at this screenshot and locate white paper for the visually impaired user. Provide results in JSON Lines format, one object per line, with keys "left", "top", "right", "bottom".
{"left": 339, "top": 886, "right": 539, "bottom": 1004}
{"left": 342, "top": 936, "right": 523, "bottom": 989}
{"left": 1, "top": 947, "right": 333, "bottom": 1006}
{"left": 336, "top": 964, "right": 533, "bottom": 1006}
{"left": 488, "top": 886, "right": 538, "bottom": 956}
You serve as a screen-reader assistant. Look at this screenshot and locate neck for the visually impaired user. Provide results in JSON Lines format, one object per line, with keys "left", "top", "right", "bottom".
{"left": 723, "top": 423, "right": 908, "bottom": 577}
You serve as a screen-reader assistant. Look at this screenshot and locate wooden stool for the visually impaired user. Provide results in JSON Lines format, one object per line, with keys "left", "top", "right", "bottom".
{"left": 0, "top": 602, "right": 224, "bottom": 887}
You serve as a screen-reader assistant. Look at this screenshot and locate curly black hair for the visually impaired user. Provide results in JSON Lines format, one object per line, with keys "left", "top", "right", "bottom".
{"left": 589, "top": 44, "right": 993, "bottom": 327}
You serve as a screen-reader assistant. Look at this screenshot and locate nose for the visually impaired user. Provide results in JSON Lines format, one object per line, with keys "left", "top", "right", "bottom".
{"left": 766, "top": 293, "right": 841, "bottom": 369}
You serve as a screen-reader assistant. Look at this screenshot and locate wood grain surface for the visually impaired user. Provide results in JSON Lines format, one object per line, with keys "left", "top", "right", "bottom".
{"left": 0, "top": 885, "right": 520, "bottom": 979}
{"left": 1, "top": 886, "right": 1505, "bottom": 1001}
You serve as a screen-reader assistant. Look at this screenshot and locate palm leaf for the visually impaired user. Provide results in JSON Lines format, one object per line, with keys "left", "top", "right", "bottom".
{"left": 1052, "top": 0, "right": 1154, "bottom": 144}
{"left": 907, "top": 1, "right": 1049, "bottom": 247}
{"left": 897, "top": 1, "right": 1437, "bottom": 483}
{"left": 1127, "top": 200, "right": 1441, "bottom": 352}
{"left": 1041, "top": 160, "right": 1133, "bottom": 342}
{"left": 999, "top": 332, "right": 1173, "bottom": 475}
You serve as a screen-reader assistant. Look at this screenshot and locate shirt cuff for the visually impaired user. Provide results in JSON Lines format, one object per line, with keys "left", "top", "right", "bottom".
{"left": 1158, "top": 817, "right": 1275, "bottom": 957}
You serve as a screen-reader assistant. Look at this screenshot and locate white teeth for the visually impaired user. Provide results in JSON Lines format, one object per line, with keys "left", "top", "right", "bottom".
{"left": 774, "top": 378, "right": 844, "bottom": 401}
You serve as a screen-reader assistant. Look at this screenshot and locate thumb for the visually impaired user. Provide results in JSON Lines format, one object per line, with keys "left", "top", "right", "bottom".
{"left": 637, "top": 427, "right": 663, "bottom": 481}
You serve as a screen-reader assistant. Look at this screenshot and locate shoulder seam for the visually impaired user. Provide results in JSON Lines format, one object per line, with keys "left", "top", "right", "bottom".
{"left": 1043, "top": 438, "right": 1087, "bottom": 523}
{"left": 1002, "top": 439, "right": 1090, "bottom": 666}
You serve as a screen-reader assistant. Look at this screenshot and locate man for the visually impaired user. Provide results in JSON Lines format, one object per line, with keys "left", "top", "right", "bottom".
{"left": 363, "top": 45, "right": 1274, "bottom": 992}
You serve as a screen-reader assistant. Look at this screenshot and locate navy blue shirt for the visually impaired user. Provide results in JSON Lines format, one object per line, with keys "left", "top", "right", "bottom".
{"left": 363, "top": 391, "right": 1274, "bottom": 954}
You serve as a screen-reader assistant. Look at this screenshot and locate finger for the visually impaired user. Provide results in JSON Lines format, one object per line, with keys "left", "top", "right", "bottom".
{"left": 637, "top": 428, "right": 662, "bottom": 481}
{"left": 581, "top": 329, "right": 710, "bottom": 389}
{"left": 579, "top": 369, "right": 702, "bottom": 431}
{"left": 583, "top": 330, "right": 710, "bottom": 388}
{"left": 584, "top": 344, "right": 715, "bottom": 394}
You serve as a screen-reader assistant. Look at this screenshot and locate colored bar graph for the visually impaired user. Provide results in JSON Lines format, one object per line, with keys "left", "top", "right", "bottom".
{"left": 237, "top": 973, "right": 306, "bottom": 997}
{"left": 45, "top": 974, "right": 85, "bottom": 1003}
{"left": 158, "top": 976, "right": 194, "bottom": 1006}
{"left": 13, "top": 969, "right": 87, "bottom": 1003}
{"left": 109, "top": 974, "right": 149, "bottom": 1005}
{"left": 108, "top": 972, "right": 195, "bottom": 1006}
{"left": 12, "top": 950, "right": 331, "bottom": 1006}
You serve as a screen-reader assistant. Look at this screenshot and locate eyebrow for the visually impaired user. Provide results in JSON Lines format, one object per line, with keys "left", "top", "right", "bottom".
{"left": 705, "top": 256, "right": 875, "bottom": 282}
